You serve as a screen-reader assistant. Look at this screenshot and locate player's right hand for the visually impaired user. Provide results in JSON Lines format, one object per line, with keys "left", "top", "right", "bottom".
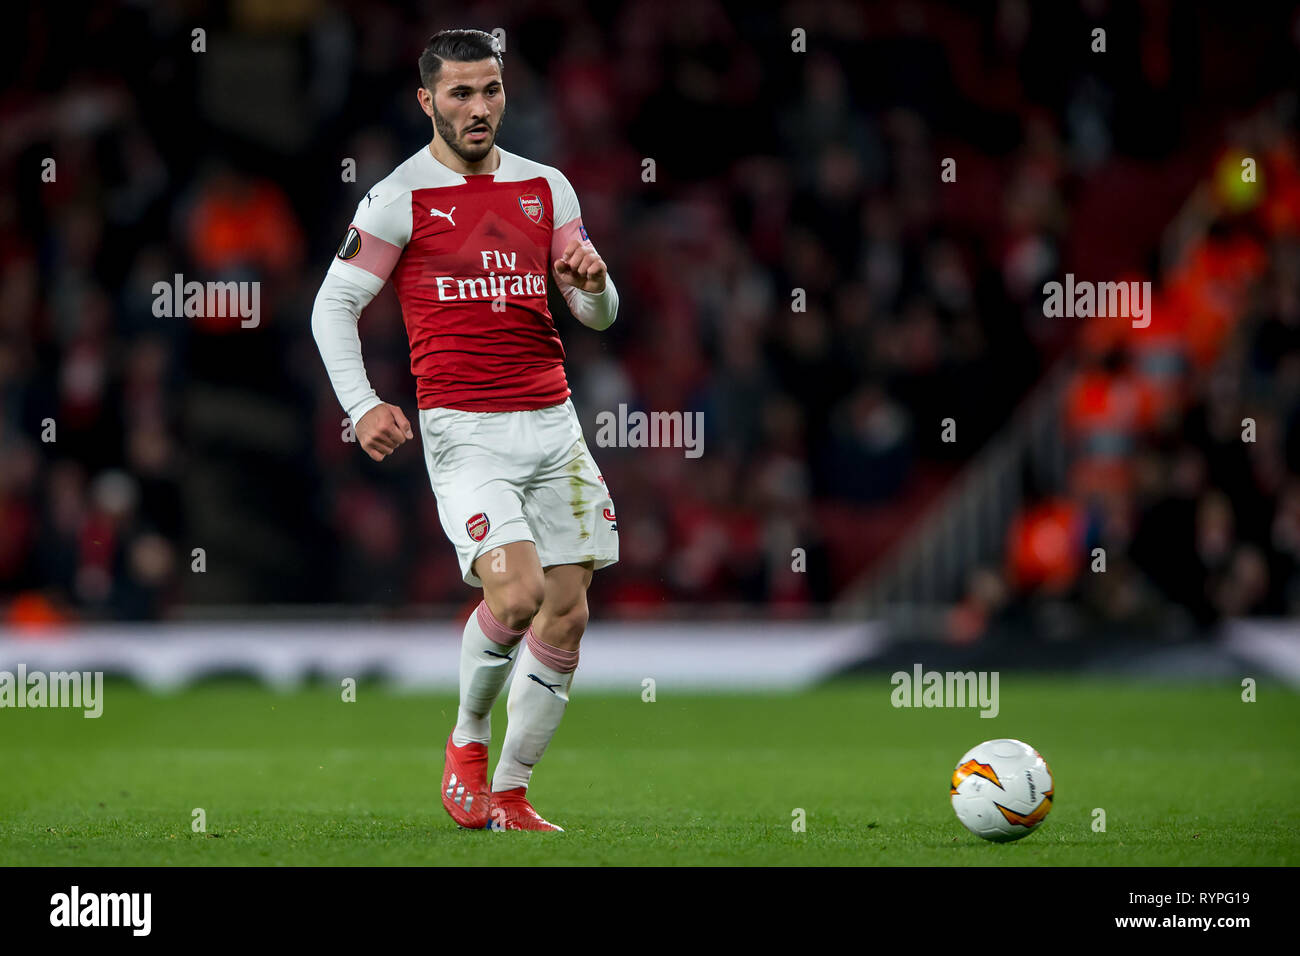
{"left": 355, "top": 402, "right": 414, "bottom": 461}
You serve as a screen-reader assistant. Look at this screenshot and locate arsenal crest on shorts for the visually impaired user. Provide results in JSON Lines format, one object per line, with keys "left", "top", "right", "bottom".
{"left": 518, "top": 194, "right": 544, "bottom": 224}
{"left": 466, "top": 512, "right": 490, "bottom": 542}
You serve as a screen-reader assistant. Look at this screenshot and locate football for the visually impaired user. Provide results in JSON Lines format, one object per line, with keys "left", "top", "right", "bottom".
{"left": 950, "top": 738, "right": 1054, "bottom": 842}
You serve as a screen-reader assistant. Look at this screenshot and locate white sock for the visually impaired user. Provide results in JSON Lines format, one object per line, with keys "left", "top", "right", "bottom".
{"left": 452, "top": 601, "right": 524, "bottom": 747}
{"left": 491, "top": 636, "right": 577, "bottom": 792}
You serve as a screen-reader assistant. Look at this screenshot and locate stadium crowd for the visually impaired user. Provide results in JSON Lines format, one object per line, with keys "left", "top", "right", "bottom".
{"left": 0, "top": 1, "right": 1297, "bottom": 631}
{"left": 976, "top": 103, "right": 1300, "bottom": 639}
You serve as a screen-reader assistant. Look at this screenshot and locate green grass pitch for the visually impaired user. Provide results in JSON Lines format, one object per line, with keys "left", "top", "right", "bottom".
{"left": 2, "top": 675, "right": 1296, "bottom": 865}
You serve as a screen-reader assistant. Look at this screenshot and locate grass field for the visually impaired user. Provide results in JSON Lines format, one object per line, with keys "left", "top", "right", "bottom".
{"left": 1, "top": 675, "right": 1297, "bottom": 865}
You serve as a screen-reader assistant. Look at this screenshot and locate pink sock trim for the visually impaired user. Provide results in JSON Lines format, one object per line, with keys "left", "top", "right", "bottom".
{"left": 475, "top": 600, "right": 526, "bottom": 647}
{"left": 526, "top": 629, "right": 579, "bottom": 673}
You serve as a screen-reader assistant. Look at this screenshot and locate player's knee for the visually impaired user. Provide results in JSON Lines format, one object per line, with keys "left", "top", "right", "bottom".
{"left": 548, "top": 599, "right": 589, "bottom": 646}
{"left": 497, "top": 579, "right": 545, "bottom": 631}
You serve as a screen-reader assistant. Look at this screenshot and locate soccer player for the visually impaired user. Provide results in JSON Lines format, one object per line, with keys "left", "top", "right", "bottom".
{"left": 311, "top": 29, "right": 619, "bottom": 831}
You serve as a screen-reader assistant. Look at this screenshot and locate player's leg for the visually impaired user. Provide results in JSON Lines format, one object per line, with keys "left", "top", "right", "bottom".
{"left": 529, "top": 561, "right": 592, "bottom": 650}
{"left": 489, "top": 561, "right": 592, "bottom": 831}
{"left": 482, "top": 398, "right": 618, "bottom": 830}
{"left": 455, "top": 539, "right": 545, "bottom": 746}
{"left": 442, "top": 542, "right": 545, "bottom": 829}
{"left": 420, "top": 404, "right": 542, "bottom": 827}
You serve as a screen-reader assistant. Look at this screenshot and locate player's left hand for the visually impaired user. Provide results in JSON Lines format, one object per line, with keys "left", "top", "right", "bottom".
{"left": 554, "top": 238, "right": 606, "bottom": 293}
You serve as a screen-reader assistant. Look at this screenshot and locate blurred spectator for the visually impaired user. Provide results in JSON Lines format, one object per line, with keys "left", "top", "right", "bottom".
{"left": 1, "top": 1, "right": 1298, "bottom": 629}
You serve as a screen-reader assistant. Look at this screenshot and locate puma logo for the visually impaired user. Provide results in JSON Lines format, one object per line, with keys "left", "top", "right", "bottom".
{"left": 429, "top": 206, "right": 456, "bottom": 226}
{"left": 484, "top": 649, "right": 513, "bottom": 661}
{"left": 528, "top": 674, "right": 561, "bottom": 694}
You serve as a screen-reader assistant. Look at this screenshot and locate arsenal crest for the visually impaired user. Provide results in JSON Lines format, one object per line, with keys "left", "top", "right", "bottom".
{"left": 466, "top": 512, "right": 490, "bottom": 542}
{"left": 518, "top": 194, "right": 544, "bottom": 224}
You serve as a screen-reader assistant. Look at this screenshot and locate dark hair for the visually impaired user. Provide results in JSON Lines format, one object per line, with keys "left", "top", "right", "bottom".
{"left": 418, "top": 29, "right": 503, "bottom": 89}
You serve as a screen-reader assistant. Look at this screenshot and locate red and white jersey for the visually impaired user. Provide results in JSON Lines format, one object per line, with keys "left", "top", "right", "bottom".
{"left": 329, "top": 145, "right": 593, "bottom": 412}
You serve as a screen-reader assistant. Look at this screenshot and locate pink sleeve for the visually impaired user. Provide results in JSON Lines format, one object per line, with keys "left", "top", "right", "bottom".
{"left": 551, "top": 216, "right": 590, "bottom": 266}
{"left": 342, "top": 225, "right": 403, "bottom": 282}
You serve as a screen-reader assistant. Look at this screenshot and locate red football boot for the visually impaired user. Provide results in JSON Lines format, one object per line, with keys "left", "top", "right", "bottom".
{"left": 442, "top": 734, "right": 490, "bottom": 829}
{"left": 488, "top": 787, "right": 564, "bottom": 832}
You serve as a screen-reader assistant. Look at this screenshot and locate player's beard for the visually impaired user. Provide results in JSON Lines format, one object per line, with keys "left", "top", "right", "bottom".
{"left": 433, "top": 103, "right": 504, "bottom": 164}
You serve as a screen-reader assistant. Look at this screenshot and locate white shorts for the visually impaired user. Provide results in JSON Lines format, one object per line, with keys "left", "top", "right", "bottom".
{"left": 418, "top": 397, "right": 619, "bottom": 587}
